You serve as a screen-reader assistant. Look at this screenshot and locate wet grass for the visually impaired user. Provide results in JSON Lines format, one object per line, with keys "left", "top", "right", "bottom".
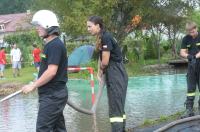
{"left": 0, "top": 83, "right": 23, "bottom": 96}
{"left": 0, "top": 66, "right": 36, "bottom": 84}
{"left": 141, "top": 111, "right": 184, "bottom": 127}
{"left": 77, "top": 59, "right": 171, "bottom": 78}
{"left": 0, "top": 58, "right": 173, "bottom": 84}
{"left": 136, "top": 108, "right": 200, "bottom": 131}
{"left": 0, "top": 66, "right": 35, "bottom": 95}
{"left": 125, "top": 62, "right": 158, "bottom": 76}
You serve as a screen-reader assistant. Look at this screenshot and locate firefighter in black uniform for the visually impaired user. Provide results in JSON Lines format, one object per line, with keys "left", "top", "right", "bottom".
{"left": 22, "top": 10, "right": 68, "bottom": 132}
{"left": 87, "top": 16, "right": 128, "bottom": 132}
{"left": 180, "top": 21, "right": 200, "bottom": 118}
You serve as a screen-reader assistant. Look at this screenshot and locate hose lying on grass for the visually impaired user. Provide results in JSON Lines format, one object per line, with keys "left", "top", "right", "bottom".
{"left": 154, "top": 115, "right": 200, "bottom": 132}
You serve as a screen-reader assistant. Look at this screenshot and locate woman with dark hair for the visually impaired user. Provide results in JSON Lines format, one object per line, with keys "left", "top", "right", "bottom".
{"left": 87, "top": 16, "right": 128, "bottom": 132}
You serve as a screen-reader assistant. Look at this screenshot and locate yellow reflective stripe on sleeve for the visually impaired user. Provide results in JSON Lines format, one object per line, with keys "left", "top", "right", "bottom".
{"left": 110, "top": 117, "right": 124, "bottom": 123}
{"left": 187, "top": 45, "right": 191, "bottom": 48}
{"left": 196, "top": 43, "right": 200, "bottom": 46}
{"left": 187, "top": 93, "right": 196, "bottom": 97}
{"left": 123, "top": 115, "right": 126, "bottom": 120}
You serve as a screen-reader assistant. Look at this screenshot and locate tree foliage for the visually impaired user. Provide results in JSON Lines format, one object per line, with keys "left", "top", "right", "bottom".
{"left": 1, "top": 0, "right": 200, "bottom": 62}
{"left": 4, "top": 31, "right": 42, "bottom": 61}
{"left": 0, "top": 0, "right": 34, "bottom": 14}
{"left": 32, "top": 0, "right": 198, "bottom": 39}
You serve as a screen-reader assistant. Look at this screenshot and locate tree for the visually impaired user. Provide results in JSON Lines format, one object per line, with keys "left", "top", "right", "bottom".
{"left": 32, "top": 0, "right": 200, "bottom": 63}
{"left": 32, "top": 0, "right": 198, "bottom": 40}
{"left": 4, "top": 31, "right": 42, "bottom": 61}
{"left": 0, "top": 0, "right": 34, "bottom": 14}
{"left": 189, "top": 10, "right": 200, "bottom": 29}
{"left": 33, "top": 0, "right": 136, "bottom": 44}
{"left": 139, "top": 0, "right": 198, "bottom": 61}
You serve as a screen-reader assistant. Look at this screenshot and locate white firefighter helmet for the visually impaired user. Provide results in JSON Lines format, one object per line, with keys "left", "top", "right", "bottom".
{"left": 31, "top": 10, "right": 59, "bottom": 28}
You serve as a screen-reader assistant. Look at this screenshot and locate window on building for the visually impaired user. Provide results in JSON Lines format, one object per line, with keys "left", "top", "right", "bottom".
{"left": 0, "top": 24, "right": 5, "bottom": 31}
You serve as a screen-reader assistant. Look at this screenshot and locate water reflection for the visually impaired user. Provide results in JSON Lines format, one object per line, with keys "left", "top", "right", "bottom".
{"left": 0, "top": 72, "right": 194, "bottom": 132}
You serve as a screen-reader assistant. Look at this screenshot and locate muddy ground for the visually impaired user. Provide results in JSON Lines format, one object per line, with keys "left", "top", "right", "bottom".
{"left": 0, "top": 83, "right": 24, "bottom": 96}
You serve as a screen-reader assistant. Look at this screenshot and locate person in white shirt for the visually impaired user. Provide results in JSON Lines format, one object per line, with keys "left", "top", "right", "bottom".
{"left": 10, "top": 43, "right": 22, "bottom": 77}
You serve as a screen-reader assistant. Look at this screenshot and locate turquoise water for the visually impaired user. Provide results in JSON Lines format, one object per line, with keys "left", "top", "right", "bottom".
{"left": 0, "top": 74, "right": 194, "bottom": 132}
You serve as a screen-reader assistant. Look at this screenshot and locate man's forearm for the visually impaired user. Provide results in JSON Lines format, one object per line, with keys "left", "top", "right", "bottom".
{"left": 33, "top": 70, "right": 56, "bottom": 89}
{"left": 180, "top": 50, "right": 189, "bottom": 59}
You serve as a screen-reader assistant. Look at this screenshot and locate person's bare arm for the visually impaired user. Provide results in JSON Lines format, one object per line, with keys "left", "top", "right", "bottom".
{"left": 22, "top": 64, "right": 58, "bottom": 93}
{"left": 34, "top": 64, "right": 58, "bottom": 88}
{"left": 97, "top": 57, "right": 102, "bottom": 81}
{"left": 101, "top": 51, "right": 110, "bottom": 70}
{"left": 180, "top": 49, "right": 189, "bottom": 59}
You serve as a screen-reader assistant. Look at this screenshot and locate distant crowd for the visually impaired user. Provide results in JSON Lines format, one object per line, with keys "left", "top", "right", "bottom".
{"left": 0, "top": 43, "right": 41, "bottom": 79}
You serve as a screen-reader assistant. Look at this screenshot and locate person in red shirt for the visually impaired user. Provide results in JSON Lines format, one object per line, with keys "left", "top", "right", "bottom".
{"left": 0, "top": 47, "right": 6, "bottom": 78}
{"left": 32, "top": 44, "right": 41, "bottom": 72}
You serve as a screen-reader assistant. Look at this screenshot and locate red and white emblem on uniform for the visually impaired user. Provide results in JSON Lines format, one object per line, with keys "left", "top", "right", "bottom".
{"left": 103, "top": 45, "right": 107, "bottom": 49}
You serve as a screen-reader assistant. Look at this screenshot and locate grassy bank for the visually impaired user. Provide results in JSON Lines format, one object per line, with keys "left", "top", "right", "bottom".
{"left": 141, "top": 111, "right": 184, "bottom": 127}
{"left": 0, "top": 58, "right": 173, "bottom": 85}
{"left": 0, "top": 66, "right": 36, "bottom": 84}
{"left": 81, "top": 58, "right": 172, "bottom": 77}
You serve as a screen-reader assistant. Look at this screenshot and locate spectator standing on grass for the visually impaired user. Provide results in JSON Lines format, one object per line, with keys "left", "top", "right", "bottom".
{"left": 10, "top": 43, "right": 22, "bottom": 77}
{"left": 32, "top": 44, "right": 41, "bottom": 72}
{"left": 0, "top": 47, "right": 6, "bottom": 79}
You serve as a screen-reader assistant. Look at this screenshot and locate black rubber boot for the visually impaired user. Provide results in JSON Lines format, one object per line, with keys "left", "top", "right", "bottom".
{"left": 123, "top": 121, "right": 126, "bottom": 132}
{"left": 181, "top": 101, "right": 194, "bottom": 119}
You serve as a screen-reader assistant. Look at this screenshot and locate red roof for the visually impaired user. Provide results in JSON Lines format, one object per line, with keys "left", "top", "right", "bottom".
{"left": 0, "top": 13, "right": 32, "bottom": 32}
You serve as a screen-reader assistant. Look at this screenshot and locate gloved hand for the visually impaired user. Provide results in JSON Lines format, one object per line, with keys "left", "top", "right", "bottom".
{"left": 187, "top": 54, "right": 195, "bottom": 62}
{"left": 187, "top": 54, "right": 196, "bottom": 69}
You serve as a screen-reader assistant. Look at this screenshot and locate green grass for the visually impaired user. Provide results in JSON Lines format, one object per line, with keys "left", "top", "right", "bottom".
{"left": 69, "top": 57, "right": 174, "bottom": 78}
{"left": 141, "top": 107, "right": 199, "bottom": 127}
{"left": 125, "top": 62, "right": 154, "bottom": 76}
{"left": 141, "top": 111, "right": 184, "bottom": 127}
{"left": 0, "top": 57, "right": 173, "bottom": 84}
{"left": 122, "top": 58, "right": 170, "bottom": 76}
{"left": 0, "top": 66, "right": 36, "bottom": 84}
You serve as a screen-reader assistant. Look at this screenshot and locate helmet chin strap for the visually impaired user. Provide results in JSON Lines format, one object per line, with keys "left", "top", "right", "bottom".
{"left": 47, "top": 26, "right": 60, "bottom": 36}
{"left": 42, "top": 26, "right": 60, "bottom": 39}
{"left": 43, "top": 33, "right": 49, "bottom": 39}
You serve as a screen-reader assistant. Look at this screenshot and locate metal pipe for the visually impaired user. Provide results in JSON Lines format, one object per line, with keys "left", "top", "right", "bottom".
{"left": 0, "top": 90, "right": 22, "bottom": 103}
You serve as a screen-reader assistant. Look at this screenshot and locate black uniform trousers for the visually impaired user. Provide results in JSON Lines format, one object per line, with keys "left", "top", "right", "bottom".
{"left": 36, "top": 87, "right": 68, "bottom": 132}
{"left": 105, "top": 61, "right": 128, "bottom": 132}
{"left": 186, "top": 59, "right": 200, "bottom": 107}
